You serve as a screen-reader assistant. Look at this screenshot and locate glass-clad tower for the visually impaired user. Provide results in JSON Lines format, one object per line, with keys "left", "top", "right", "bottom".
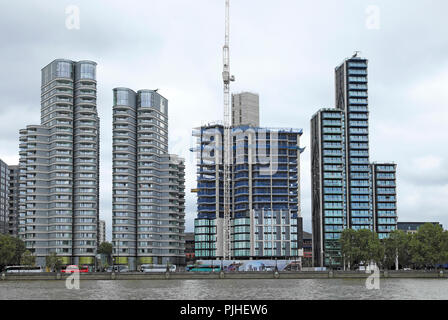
{"left": 112, "top": 88, "right": 185, "bottom": 270}
{"left": 311, "top": 54, "right": 397, "bottom": 267}
{"left": 371, "top": 163, "right": 397, "bottom": 239}
{"left": 18, "top": 59, "right": 100, "bottom": 267}
{"left": 311, "top": 108, "right": 347, "bottom": 267}
{"left": 335, "top": 56, "right": 372, "bottom": 231}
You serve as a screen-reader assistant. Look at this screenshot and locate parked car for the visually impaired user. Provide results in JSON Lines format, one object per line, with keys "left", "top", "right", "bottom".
{"left": 106, "top": 265, "right": 129, "bottom": 273}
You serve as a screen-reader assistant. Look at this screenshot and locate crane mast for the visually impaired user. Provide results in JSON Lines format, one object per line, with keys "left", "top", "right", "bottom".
{"left": 222, "top": 0, "right": 234, "bottom": 260}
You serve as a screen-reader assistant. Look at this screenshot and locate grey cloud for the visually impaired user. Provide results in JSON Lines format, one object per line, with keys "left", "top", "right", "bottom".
{"left": 1, "top": 0, "right": 448, "bottom": 239}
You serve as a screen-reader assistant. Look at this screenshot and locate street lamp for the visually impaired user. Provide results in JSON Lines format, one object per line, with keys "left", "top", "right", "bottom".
{"left": 325, "top": 252, "right": 333, "bottom": 271}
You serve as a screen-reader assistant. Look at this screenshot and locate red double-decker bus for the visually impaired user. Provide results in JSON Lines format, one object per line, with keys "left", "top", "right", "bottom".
{"left": 61, "top": 265, "right": 89, "bottom": 273}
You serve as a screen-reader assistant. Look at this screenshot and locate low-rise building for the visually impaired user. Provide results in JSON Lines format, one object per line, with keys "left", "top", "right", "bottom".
{"left": 397, "top": 222, "right": 443, "bottom": 234}
{"left": 302, "top": 231, "right": 312, "bottom": 267}
{"left": 185, "top": 232, "right": 195, "bottom": 262}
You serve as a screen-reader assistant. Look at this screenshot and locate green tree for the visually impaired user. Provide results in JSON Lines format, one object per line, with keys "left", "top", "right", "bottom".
{"left": 340, "top": 229, "right": 358, "bottom": 270}
{"left": 341, "top": 228, "right": 385, "bottom": 269}
{"left": 367, "top": 231, "right": 385, "bottom": 267}
{"left": 20, "top": 250, "right": 36, "bottom": 266}
{"left": 409, "top": 223, "right": 445, "bottom": 269}
{"left": 11, "top": 237, "right": 26, "bottom": 265}
{"left": 353, "top": 229, "right": 384, "bottom": 267}
{"left": 443, "top": 230, "right": 448, "bottom": 264}
{"left": 98, "top": 242, "right": 113, "bottom": 267}
{"left": 0, "top": 234, "right": 28, "bottom": 271}
{"left": 383, "top": 230, "right": 411, "bottom": 270}
{"left": 0, "top": 234, "right": 16, "bottom": 271}
{"left": 46, "top": 252, "right": 63, "bottom": 272}
{"left": 354, "top": 229, "right": 372, "bottom": 265}
{"left": 98, "top": 242, "right": 112, "bottom": 255}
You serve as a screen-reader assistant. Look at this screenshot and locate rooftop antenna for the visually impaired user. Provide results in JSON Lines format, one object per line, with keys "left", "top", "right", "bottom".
{"left": 352, "top": 51, "right": 362, "bottom": 58}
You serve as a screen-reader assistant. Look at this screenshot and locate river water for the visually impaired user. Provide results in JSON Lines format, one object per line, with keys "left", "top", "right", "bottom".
{"left": 1, "top": 279, "right": 448, "bottom": 300}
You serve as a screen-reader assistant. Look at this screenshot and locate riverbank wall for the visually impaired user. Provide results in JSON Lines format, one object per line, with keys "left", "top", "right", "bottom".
{"left": 1, "top": 270, "right": 447, "bottom": 281}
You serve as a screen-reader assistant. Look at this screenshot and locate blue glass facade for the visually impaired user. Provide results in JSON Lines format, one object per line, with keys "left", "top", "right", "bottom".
{"left": 311, "top": 109, "right": 347, "bottom": 266}
{"left": 335, "top": 57, "right": 373, "bottom": 232}
{"left": 193, "top": 124, "right": 304, "bottom": 259}
{"left": 312, "top": 55, "right": 398, "bottom": 267}
{"left": 372, "top": 163, "right": 397, "bottom": 239}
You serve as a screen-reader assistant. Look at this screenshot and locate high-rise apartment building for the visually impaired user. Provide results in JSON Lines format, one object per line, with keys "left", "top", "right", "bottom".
{"left": 232, "top": 92, "right": 260, "bottom": 127}
{"left": 18, "top": 59, "right": 100, "bottom": 267}
{"left": 0, "top": 159, "right": 9, "bottom": 235}
{"left": 371, "top": 163, "right": 397, "bottom": 238}
{"left": 112, "top": 88, "right": 186, "bottom": 270}
{"left": 335, "top": 55, "right": 373, "bottom": 231}
{"left": 311, "top": 54, "right": 397, "bottom": 267}
{"left": 8, "top": 165, "right": 20, "bottom": 237}
{"left": 311, "top": 108, "right": 346, "bottom": 266}
{"left": 192, "top": 120, "right": 304, "bottom": 260}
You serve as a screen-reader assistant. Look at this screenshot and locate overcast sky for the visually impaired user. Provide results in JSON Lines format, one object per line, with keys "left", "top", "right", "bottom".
{"left": 1, "top": 0, "right": 447, "bottom": 240}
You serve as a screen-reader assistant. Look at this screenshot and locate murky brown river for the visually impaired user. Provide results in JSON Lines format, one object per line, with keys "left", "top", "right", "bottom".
{"left": 1, "top": 278, "right": 448, "bottom": 300}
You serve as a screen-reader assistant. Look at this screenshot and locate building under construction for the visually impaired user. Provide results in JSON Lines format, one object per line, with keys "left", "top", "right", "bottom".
{"left": 191, "top": 0, "right": 304, "bottom": 261}
{"left": 192, "top": 95, "right": 305, "bottom": 260}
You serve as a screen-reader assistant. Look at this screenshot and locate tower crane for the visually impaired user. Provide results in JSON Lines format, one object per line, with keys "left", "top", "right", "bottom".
{"left": 222, "top": 0, "right": 234, "bottom": 260}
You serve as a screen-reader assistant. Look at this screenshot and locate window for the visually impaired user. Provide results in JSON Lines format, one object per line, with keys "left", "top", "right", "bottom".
{"left": 79, "top": 63, "right": 96, "bottom": 80}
